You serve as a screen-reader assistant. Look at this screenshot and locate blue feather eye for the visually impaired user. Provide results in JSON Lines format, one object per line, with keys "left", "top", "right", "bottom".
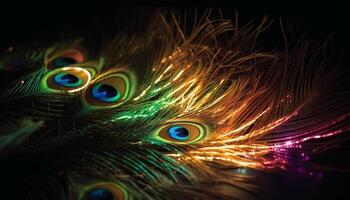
{"left": 87, "top": 188, "right": 114, "bottom": 200}
{"left": 42, "top": 67, "right": 92, "bottom": 93}
{"left": 52, "top": 57, "right": 77, "bottom": 67}
{"left": 53, "top": 72, "right": 83, "bottom": 88}
{"left": 156, "top": 121, "right": 208, "bottom": 144}
{"left": 81, "top": 182, "right": 128, "bottom": 200}
{"left": 85, "top": 73, "right": 133, "bottom": 107}
{"left": 91, "top": 83, "right": 121, "bottom": 103}
{"left": 167, "top": 125, "right": 190, "bottom": 141}
{"left": 47, "top": 49, "right": 84, "bottom": 69}
{"left": 42, "top": 49, "right": 91, "bottom": 92}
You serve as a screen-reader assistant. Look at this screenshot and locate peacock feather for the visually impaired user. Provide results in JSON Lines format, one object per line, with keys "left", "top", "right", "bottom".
{"left": 0, "top": 9, "right": 349, "bottom": 200}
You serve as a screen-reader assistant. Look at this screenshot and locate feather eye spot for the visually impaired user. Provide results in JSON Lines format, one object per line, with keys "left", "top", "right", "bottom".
{"left": 51, "top": 57, "right": 77, "bottom": 68}
{"left": 167, "top": 125, "right": 190, "bottom": 141}
{"left": 53, "top": 72, "right": 83, "bottom": 88}
{"left": 156, "top": 121, "right": 208, "bottom": 144}
{"left": 42, "top": 66, "right": 92, "bottom": 93}
{"left": 85, "top": 72, "right": 132, "bottom": 107}
{"left": 87, "top": 188, "right": 114, "bottom": 200}
{"left": 47, "top": 49, "right": 84, "bottom": 69}
{"left": 91, "top": 83, "right": 121, "bottom": 103}
{"left": 81, "top": 183, "right": 128, "bottom": 200}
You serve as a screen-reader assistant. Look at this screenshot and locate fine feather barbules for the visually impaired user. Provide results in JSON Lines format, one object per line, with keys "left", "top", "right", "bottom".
{"left": 0, "top": 9, "right": 349, "bottom": 200}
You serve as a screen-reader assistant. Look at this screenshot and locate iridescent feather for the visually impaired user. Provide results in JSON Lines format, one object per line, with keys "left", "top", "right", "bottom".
{"left": 0, "top": 9, "right": 349, "bottom": 200}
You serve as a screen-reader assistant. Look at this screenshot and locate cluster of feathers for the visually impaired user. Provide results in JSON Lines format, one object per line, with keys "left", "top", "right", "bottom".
{"left": 0, "top": 9, "right": 349, "bottom": 200}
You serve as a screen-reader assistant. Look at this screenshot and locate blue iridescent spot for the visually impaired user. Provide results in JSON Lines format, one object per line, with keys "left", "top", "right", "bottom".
{"left": 167, "top": 125, "right": 189, "bottom": 141}
{"left": 53, "top": 72, "right": 83, "bottom": 88}
{"left": 91, "top": 83, "right": 121, "bottom": 103}
{"left": 52, "top": 57, "right": 77, "bottom": 67}
{"left": 88, "top": 188, "right": 114, "bottom": 200}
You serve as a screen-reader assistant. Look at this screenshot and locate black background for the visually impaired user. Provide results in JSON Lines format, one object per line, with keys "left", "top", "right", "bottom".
{"left": 1, "top": 1, "right": 349, "bottom": 199}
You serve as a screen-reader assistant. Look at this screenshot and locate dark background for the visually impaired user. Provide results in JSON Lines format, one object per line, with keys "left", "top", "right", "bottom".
{"left": 1, "top": 1, "right": 349, "bottom": 199}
